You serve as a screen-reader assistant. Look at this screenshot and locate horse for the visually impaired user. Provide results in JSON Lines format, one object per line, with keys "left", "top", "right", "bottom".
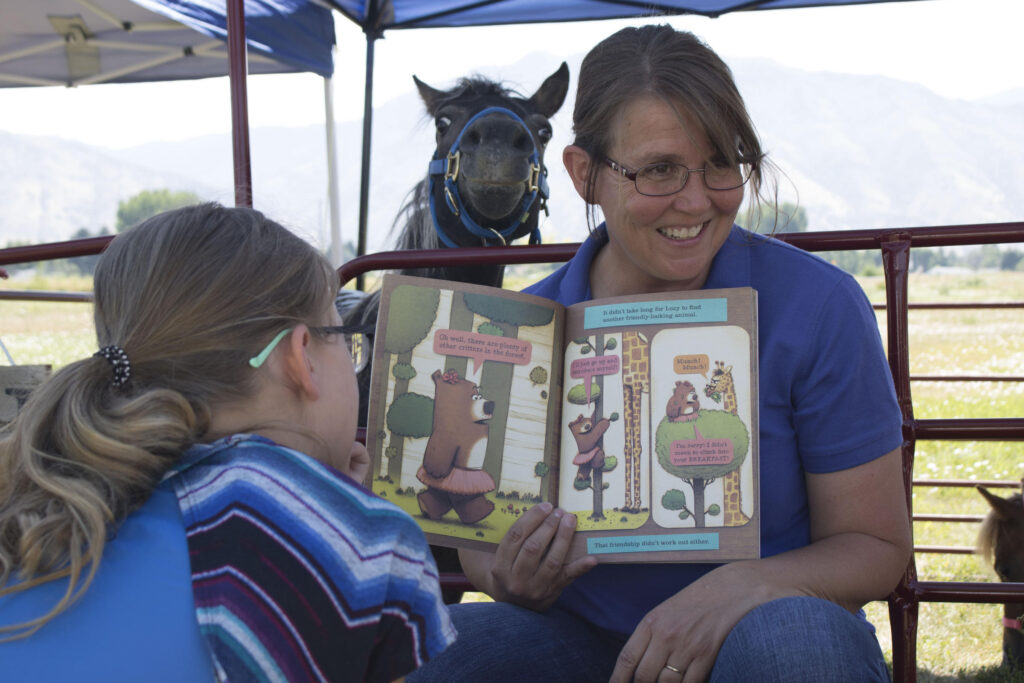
{"left": 976, "top": 479, "right": 1024, "bottom": 668}
{"left": 337, "top": 65, "right": 569, "bottom": 603}
{"left": 338, "top": 62, "right": 570, "bottom": 425}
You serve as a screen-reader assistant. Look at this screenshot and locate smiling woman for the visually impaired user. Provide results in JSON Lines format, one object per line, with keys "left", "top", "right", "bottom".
{"left": 569, "top": 97, "right": 752, "bottom": 296}
{"left": 408, "top": 23, "right": 911, "bottom": 683}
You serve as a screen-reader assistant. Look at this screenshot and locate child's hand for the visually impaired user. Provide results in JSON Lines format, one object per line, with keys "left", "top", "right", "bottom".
{"left": 348, "top": 441, "right": 370, "bottom": 483}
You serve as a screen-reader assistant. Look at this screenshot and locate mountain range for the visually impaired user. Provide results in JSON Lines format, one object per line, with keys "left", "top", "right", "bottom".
{"left": 3, "top": 52, "right": 1023, "bottom": 255}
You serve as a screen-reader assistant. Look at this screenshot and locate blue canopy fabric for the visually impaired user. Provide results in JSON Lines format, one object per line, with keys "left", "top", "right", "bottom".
{"left": 329, "top": 0, "right": 928, "bottom": 32}
{"left": 0, "top": 0, "right": 334, "bottom": 88}
{"left": 137, "top": 0, "right": 335, "bottom": 76}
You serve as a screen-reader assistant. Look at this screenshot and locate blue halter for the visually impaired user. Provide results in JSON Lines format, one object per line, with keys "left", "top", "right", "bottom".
{"left": 427, "top": 106, "right": 547, "bottom": 248}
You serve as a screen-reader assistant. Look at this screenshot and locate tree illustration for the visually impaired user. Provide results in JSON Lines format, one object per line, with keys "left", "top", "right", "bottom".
{"left": 654, "top": 409, "right": 749, "bottom": 528}
{"left": 385, "top": 392, "right": 433, "bottom": 480}
{"left": 461, "top": 293, "right": 555, "bottom": 486}
{"left": 379, "top": 285, "right": 440, "bottom": 473}
{"left": 565, "top": 334, "right": 619, "bottom": 520}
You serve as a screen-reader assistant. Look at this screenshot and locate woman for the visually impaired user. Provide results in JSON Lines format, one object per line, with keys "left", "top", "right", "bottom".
{"left": 0, "top": 204, "right": 455, "bottom": 682}
{"left": 410, "top": 25, "right": 911, "bottom": 683}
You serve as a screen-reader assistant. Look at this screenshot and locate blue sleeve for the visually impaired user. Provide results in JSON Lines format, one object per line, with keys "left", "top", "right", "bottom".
{"left": 791, "top": 275, "right": 903, "bottom": 472}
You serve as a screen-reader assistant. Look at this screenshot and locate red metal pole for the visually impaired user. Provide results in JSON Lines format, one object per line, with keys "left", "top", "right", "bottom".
{"left": 882, "top": 234, "right": 918, "bottom": 683}
{"left": 226, "top": 0, "right": 253, "bottom": 208}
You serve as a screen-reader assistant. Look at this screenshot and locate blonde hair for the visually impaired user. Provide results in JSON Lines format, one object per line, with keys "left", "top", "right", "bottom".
{"left": 0, "top": 203, "right": 337, "bottom": 639}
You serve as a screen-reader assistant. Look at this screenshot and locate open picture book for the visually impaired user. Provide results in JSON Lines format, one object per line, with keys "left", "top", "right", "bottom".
{"left": 364, "top": 274, "right": 759, "bottom": 563}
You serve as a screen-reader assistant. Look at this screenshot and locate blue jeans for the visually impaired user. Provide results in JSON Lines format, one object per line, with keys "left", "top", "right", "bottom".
{"left": 409, "top": 596, "right": 890, "bottom": 682}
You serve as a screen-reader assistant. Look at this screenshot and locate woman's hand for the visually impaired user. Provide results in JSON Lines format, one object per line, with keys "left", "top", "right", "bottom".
{"left": 610, "top": 447, "right": 912, "bottom": 683}
{"left": 459, "top": 502, "right": 597, "bottom": 611}
{"left": 609, "top": 561, "right": 759, "bottom": 683}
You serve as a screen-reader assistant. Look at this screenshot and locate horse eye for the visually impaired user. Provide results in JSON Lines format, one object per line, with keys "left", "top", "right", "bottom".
{"left": 435, "top": 116, "right": 452, "bottom": 135}
{"left": 537, "top": 126, "right": 552, "bottom": 144}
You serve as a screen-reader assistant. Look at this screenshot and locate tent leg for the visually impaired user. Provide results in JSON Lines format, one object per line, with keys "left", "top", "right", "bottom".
{"left": 226, "top": 0, "right": 253, "bottom": 208}
{"left": 324, "top": 75, "right": 342, "bottom": 267}
{"left": 355, "top": 32, "right": 377, "bottom": 291}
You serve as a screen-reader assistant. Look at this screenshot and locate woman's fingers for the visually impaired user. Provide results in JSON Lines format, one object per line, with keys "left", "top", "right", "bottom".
{"left": 486, "top": 503, "right": 595, "bottom": 609}
{"left": 609, "top": 621, "right": 652, "bottom": 683}
{"left": 493, "top": 502, "right": 554, "bottom": 571}
{"left": 510, "top": 506, "right": 569, "bottom": 576}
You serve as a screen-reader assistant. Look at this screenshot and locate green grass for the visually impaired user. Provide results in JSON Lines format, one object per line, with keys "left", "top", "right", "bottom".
{"left": 3, "top": 270, "right": 1024, "bottom": 680}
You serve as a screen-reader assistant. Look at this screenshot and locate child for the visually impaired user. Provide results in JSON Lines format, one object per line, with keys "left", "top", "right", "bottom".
{"left": 0, "top": 204, "right": 456, "bottom": 682}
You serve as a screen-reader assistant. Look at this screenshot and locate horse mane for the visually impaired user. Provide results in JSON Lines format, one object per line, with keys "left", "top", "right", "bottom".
{"left": 976, "top": 490, "right": 1023, "bottom": 572}
{"left": 430, "top": 76, "right": 520, "bottom": 109}
{"left": 391, "top": 179, "right": 439, "bottom": 252}
{"left": 977, "top": 508, "right": 1000, "bottom": 570}
{"left": 341, "top": 178, "right": 438, "bottom": 331}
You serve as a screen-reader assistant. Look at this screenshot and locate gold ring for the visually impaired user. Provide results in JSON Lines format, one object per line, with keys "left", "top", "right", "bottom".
{"left": 664, "top": 663, "right": 682, "bottom": 674}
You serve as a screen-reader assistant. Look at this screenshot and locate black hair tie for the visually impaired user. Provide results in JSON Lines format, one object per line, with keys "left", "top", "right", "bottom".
{"left": 95, "top": 345, "right": 132, "bottom": 387}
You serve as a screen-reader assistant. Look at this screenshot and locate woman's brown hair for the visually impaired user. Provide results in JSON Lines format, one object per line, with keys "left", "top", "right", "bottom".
{"left": 571, "top": 24, "right": 775, "bottom": 231}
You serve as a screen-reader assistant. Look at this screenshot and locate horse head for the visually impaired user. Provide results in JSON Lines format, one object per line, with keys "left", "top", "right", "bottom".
{"left": 977, "top": 480, "right": 1024, "bottom": 668}
{"left": 414, "top": 63, "right": 569, "bottom": 248}
{"left": 977, "top": 480, "right": 1024, "bottom": 583}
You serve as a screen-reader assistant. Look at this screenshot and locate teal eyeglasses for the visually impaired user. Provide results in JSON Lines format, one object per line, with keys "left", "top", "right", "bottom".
{"left": 248, "top": 326, "right": 368, "bottom": 373}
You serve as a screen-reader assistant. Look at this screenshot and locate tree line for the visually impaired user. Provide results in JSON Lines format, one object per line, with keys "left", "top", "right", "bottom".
{"left": 4, "top": 194, "right": 1021, "bottom": 278}
{"left": 3, "top": 190, "right": 202, "bottom": 277}
{"left": 743, "top": 202, "right": 1024, "bottom": 276}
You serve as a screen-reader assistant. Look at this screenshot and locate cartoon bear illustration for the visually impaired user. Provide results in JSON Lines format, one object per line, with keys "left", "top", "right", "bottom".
{"left": 416, "top": 369, "right": 496, "bottom": 524}
{"left": 666, "top": 380, "right": 700, "bottom": 423}
{"left": 569, "top": 409, "right": 611, "bottom": 484}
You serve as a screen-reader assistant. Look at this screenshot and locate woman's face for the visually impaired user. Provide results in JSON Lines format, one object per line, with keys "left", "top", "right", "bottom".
{"left": 570, "top": 96, "right": 744, "bottom": 297}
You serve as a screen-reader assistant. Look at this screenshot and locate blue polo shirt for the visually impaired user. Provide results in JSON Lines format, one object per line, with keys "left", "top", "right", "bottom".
{"left": 525, "top": 224, "right": 902, "bottom": 636}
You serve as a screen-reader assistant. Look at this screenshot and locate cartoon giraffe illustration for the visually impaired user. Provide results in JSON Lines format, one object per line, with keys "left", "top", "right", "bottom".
{"left": 706, "top": 360, "right": 750, "bottom": 527}
{"left": 619, "top": 331, "right": 649, "bottom": 513}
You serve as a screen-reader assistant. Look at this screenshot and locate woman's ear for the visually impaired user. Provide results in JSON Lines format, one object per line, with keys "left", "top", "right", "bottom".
{"left": 563, "top": 145, "right": 593, "bottom": 202}
{"left": 279, "top": 325, "right": 320, "bottom": 401}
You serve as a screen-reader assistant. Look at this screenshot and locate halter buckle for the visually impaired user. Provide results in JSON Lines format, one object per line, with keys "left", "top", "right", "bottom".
{"left": 528, "top": 163, "right": 541, "bottom": 194}
{"left": 444, "top": 186, "right": 459, "bottom": 216}
{"left": 445, "top": 151, "right": 461, "bottom": 183}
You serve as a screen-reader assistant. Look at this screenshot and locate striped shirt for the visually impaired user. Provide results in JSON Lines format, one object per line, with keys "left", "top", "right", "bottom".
{"left": 166, "top": 434, "right": 456, "bottom": 682}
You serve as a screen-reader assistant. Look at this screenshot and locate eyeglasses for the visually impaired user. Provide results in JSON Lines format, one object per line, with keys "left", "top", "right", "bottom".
{"left": 248, "top": 326, "right": 369, "bottom": 373}
{"left": 604, "top": 157, "right": 749, "bottom": 196}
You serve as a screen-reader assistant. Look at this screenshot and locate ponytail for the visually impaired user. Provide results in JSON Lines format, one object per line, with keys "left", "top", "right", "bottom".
{"left": 0, "top": 203, "right": 336, "bottom": 639}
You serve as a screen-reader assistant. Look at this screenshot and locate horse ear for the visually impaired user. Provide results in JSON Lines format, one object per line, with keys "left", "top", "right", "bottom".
{"left": 528, "top": 62, "right": 570, "bottom": 118}
{"left": 977, "top": 485, "right": 1020, "bottom": 520}
{"left": 414, "top": 75, "right": 447, "bottom": 115}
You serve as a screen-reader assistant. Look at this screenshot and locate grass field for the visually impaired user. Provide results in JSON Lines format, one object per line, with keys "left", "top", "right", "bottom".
{"left": 2, "top": 269, "right": 1022, "bottom": 680}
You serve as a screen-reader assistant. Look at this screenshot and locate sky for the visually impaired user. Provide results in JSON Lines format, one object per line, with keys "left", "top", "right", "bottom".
{"left": 1, "top": 0, "right": 1022, "bottom": 150}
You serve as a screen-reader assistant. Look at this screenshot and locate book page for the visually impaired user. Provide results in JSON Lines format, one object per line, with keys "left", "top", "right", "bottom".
{"left": 365, "top": 275, "right": 565, "bottom": 553}
{"left": 560, "top": 288, "right": 759, "bottom": 563}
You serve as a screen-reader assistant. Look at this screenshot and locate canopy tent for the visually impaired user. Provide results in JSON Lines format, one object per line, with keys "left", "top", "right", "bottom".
{"left": 0, "top": 0, "right": 930, "bottom": 270}
{"left": 0, "top": 0, "right": 333, "bottom": 86}
{"left": 329, "top": 0, "right": 929, "bottom": 29}
{"left": 0, "top": 0, "right": 341, "bottom": 257}
{"left": 324, "top": 0, "right": 930, "bottom": 275}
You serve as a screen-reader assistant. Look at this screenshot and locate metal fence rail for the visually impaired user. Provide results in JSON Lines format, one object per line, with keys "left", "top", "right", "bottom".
{"left": 4, "top": 220, "right": 1024, "bottom": 683}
